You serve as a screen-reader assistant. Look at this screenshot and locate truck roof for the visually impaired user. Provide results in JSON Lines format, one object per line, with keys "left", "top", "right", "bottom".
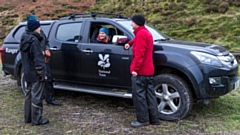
{"left": 19, "top": 20, "right": 56, "bottom": 25}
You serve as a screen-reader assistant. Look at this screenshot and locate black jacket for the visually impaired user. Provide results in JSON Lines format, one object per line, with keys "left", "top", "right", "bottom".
{"left": 20, "top": 31, "right": 46, "bottom": 82}
{"left": 24, "top": 27, "right": 50, "bottom": 51}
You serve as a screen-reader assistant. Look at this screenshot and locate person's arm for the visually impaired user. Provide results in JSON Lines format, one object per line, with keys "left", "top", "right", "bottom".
{"left": 40, "top": 30, "right": 51, "bottom": 62}
{"left": 128, "top": 39, "right": 134, "bottom": 46}
{"left": 124, "top": 39, "right": 134, "bottom": 50}
{"left": 31, "top": 39, "right": 46, "bottom": 78}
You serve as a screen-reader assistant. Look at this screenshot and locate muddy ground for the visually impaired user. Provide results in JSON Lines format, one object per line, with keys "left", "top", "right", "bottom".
{"left": 0, "top": 73, "right": 239, "bottom": 135}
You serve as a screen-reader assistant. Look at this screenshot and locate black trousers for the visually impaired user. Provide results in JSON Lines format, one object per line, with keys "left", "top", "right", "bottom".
{"left": 24, "top": 81, "right": 45, "bottom": 125}
{"left": 45, "top": 63, "right": 55, "bottom": 102}
{"left": 131, "top": 75, "right": 159, "bottom": 123}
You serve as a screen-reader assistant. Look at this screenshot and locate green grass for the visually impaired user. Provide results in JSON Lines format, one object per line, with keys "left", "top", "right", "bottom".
{"left": 0, "top": 65, "right": 239, "bottom": 134}
{"left": 0, "top": 47, "right": 240, "bottom": 134}
{"left": 89, "top": 0, "right": 240, "bottom": 52}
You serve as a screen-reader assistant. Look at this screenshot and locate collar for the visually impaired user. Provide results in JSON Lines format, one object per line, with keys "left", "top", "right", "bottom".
{"left": 133, "top": 26, "right": 146, "bottom": 35}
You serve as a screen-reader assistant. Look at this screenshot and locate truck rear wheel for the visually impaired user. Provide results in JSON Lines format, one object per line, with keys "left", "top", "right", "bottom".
{"left": 21, "top": 72, "right": 28, "bottom": 96}
{"left": 154, "top": 74, "right": 193, "bottom": 120}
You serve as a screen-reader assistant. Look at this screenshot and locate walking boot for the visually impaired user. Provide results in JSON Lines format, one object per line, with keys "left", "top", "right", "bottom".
{"left": 47, "top": 100, "right": 61, "bottom": 106}
{"left": 32, "top": 119, "right": 49, "bottom": 126}
{"left": 130, "top": 121, "right": 150, "bottom": 128}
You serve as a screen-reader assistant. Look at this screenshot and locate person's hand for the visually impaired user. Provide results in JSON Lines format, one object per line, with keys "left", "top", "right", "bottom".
{"left": 124, "top": 44, "right": 130, "bottom": 50}
{"left": 45, "top": 50, "right": 51, "bottom": 57}
{"left": 132, "top": 71, "right": 137, "bottom": 77}
{"left": 43, "top": 50, "right": 51, "bottom": 63}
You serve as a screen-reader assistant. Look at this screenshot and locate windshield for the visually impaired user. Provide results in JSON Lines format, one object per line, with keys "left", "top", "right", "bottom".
{"left": 117, "top": 20, "right": 171, "bottom": 41}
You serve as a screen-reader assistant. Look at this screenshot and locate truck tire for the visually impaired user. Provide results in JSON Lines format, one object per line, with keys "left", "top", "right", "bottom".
{"left": 21, "top": 72, "right": 28, "bottom": 96}
{"left": 154, "top": 74, "right": 193, "bottom": 121}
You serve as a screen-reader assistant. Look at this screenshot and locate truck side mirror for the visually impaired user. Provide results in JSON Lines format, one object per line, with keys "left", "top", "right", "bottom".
{"left": 112, "top": 35, "right": 128, "bottom": 45}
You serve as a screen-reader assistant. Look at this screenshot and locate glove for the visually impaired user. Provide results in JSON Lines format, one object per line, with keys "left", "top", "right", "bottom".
{"left": 42, "top": 50, "right": 51, "bottom": 63}
{"left": 44, "top": 56, "right": 50, "bottom": 63}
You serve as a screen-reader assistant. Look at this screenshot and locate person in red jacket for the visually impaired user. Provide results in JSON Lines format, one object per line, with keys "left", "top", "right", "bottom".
{"left": 124, "top": 14, "right": 159, "bottom": 128}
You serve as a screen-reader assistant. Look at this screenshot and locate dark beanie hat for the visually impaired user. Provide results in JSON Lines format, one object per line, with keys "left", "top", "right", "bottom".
{"left": 27, "top": 20, "right": 40, "bottom": 32}
{"left": 131, "top": 14, "right": 145, "bottom": 26}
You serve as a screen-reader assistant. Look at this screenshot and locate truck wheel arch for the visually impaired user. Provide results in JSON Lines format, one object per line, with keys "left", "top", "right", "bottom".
{"left": 155, "top": 66, "right": 198, "bottom": 99}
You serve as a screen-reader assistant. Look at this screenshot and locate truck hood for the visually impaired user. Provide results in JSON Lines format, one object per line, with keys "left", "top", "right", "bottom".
{"left": 155, "top": 39, "right": 229, "bottom": 56}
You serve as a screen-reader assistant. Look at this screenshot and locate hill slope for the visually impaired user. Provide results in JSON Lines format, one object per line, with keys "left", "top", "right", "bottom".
{"left": 0, "top": 0, "right": 95, "bottom": 45}
{"left": 0, "top": 0, "right": 240, "bottom": 53}
{"left": 89, "top": 0, "right": 240, "bottom": 52}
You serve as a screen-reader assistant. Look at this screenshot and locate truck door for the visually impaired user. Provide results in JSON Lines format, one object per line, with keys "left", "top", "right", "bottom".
{"left": 81, "top": 43, "right": 131, "bottom": 86}
{"left": 48, "top": 21, "right": 83, "bottom": 82}
{"left": 80, "top": 21, "right": 132, "bottom": 88}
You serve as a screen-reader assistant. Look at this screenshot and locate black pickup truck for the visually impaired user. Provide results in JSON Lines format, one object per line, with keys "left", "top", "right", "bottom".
{"left": 0, "top": 13, "right": 239, "bottom": 120}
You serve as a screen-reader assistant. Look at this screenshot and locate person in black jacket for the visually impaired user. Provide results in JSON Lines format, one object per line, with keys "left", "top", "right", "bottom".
{"left": 27, "top": 15, "right": 61, "bottom": 106}
{"left": 20, "top": 19, "right": 49, "bottom": 126}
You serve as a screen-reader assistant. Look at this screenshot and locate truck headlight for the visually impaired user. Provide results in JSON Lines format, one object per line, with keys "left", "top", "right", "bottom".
{"left": 191, "top": 51, "right": 223, "bottom": 67}
{"left": 217, "top": 53, "right": 238, "bottom": 67}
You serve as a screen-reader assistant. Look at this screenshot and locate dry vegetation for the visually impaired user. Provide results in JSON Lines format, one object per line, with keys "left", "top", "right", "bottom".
{"left": 0, "top": 0, "right": 96, "bottom": 45}
{"left": 1, "top": 0, "right": 240, "bottom": 54}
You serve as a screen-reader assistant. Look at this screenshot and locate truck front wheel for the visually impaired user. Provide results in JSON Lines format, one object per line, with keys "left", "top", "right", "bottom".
{"left": 154, "top": 74, "right": 193, "bottom": 121}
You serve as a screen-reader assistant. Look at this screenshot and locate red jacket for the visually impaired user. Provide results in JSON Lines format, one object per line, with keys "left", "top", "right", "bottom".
{"left": 130, "top": 26, "right": 154, "bottom": 76}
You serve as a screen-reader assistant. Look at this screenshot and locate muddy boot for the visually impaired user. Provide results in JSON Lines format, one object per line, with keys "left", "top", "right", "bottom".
{"left": 45, "top": 81, "right": 61, "bottom": 106}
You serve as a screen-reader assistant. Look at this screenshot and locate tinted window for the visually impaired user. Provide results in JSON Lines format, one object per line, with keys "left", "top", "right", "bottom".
{"left": 56, "top": 23, "right": 82, "bottom": 42}
{"left": 14, "top": 24, "right": 51, "bottom": 42}
{"left": 117, "top": 20, "right": 171, "bottom": 40}
{"left": 14, "top": 26, "right": 25, "bottom": 42}
{"left": 41, "top": 25, "right": 51, "bottom": 36}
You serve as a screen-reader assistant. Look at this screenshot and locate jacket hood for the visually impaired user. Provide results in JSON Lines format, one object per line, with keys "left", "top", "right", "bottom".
{"left": 20, "top": 33, "right": 33, "bottom": 52}
{"left": 20, "top": 31, "right": 42, "bottom": 52}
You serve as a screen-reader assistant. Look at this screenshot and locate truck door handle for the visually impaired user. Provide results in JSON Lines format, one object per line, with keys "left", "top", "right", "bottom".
{"left": 82, "top": 50, "right": 93, "bottom": 53}
{"left": 122, "top": 57, "right": 129, "bottom": 60}
{"left": 50, "top": 47, "right": 60, "bottom": 51}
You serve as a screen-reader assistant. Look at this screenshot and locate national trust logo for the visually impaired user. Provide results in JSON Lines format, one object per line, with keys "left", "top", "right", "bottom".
{"left": 98, "top": 54, "right": 111, "bottom": 69}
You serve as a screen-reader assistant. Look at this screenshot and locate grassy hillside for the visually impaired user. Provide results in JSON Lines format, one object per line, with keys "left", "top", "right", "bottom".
{"left": 90, "top": 0, "right": 240, "bottom": 52}
{"left": 0, "top": 0, "right": 240, "bottom": 53}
